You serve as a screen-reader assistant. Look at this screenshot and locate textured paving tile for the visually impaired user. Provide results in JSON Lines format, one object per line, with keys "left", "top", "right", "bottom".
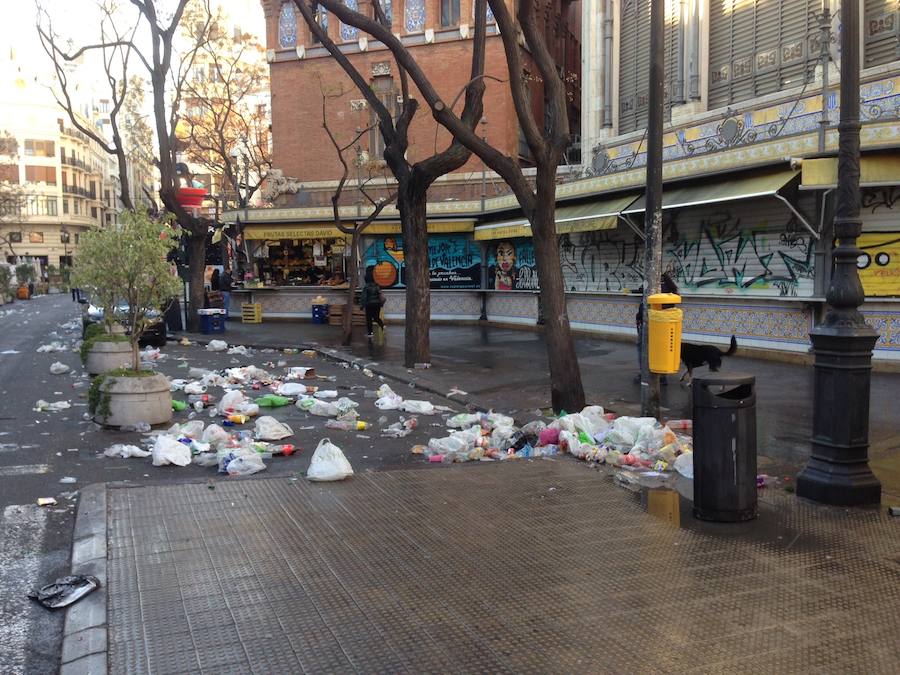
{"left": 107, "top": 461, "right": 900, "bottom": 674}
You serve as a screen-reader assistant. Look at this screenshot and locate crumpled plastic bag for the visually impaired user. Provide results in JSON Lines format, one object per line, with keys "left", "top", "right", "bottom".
{"left": 167, "top": 420, "right": 205, "bottom": 439}
{"left": 276, "top": 382, "right": 314, "bottom": 397}
{"left": 34, "top": 400, "right": 71, "bottom": 412}
{"left": 490, "top": 425, "right": 518, "bottom": 450}
{"left": 286, "top": 367, "right": 315, "bottom": 380}
{"left": 256, "top": 394, "right": 291, "bottom": 408}
{"left": 206, "top": 339, "right": 228, "bottom": 352}
{"left": 375, "top": 393, "right": 403, "bottom": 410}
{"left": 632, "top": 424, "right": 677, "bottom": 455}
{"left": 399, "top": 400, "right": 435, "bottom": 415}
{"left": 447, "top": 413, "right": 482, "bottom": 429}
{"left": 151, "top": 435, "right": 191, "bottom": 466}
{"left": 604, "top": 416, "right": 660, "bottom": 452}
{"left": 313, "top": 390, "right": 338, "bottom": 399}
{"left": 227, "top": 345, "right": 250, "bottom": 355}
{"left": 224, "top": 452, "right": 266, "bottom": 476}
{"left": 29, "top": 575, "right": 100, "bottom": 609}
{"left": 103, "top": 444, "right": 151, "bottom": 459}
{"left": 484, "top": 412, "right": 515, "bottom": 429}
{"left": 183, "top": 382, "right": 207, "bottom": 395}
{"left": 306, "top": 438, "right": 354, "bottom": 481}
{"left": 335, "top": 397, "right": 359, "bottom": 414}
{"left": 674, "top": 451, "right": 693, "bottom": 478}
{"left": 201, "top": 424, "right": 231, "bottom": 448}
{"left": 36, "top": 342, "right": 67, "bottom": 353}
{"left": 50, "top": 362, "right": 70, "bottom": 375}
{"left": 254, "top": 416, "right": 293, "bottom": 441}
{"left": 217, "top": 389, "right": 248, "bottom": 414}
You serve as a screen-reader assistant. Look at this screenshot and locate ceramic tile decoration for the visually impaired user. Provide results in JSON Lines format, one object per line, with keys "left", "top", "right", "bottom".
{"left": 405, "top": 0, "right": 426, "bottom": 32}
{"left": 341, "top": 0, "right": 359, "bottom": 41}
{"left": 278, "top": 2, "right": 297, "bottom": 48}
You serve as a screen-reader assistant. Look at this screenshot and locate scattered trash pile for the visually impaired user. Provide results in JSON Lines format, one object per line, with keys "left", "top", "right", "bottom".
{"left": 414, "top": 404, "right": 695, "bottom": 478}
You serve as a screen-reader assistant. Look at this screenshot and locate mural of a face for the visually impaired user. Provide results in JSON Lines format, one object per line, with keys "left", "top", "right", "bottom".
{"left": 857, "top": 233, "right": 900, "bottom": 297}
{"left": 496, "top": 241, "right": 516, "bottom": 273}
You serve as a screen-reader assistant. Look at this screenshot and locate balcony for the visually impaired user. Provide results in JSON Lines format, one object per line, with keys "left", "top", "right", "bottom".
{"left": 61, "top": 156, "right": 90, "bottom": 171}
{"left": 62, "top": 185, "right": 91, "bottom": 198}
{"left": 59, "top": 126, "right": 90, "bottom": 144}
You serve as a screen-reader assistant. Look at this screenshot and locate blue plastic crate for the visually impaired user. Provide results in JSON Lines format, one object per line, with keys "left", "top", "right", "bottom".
{"left": 200, "top": 314, "right": 226, "bottom": 334}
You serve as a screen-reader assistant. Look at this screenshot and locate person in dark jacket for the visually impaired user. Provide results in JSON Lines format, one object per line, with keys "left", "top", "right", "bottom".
{"left": 220, "top": 267, "right": 233, "bottom": 317}
{"left": 360, "top": 266, "right": 385, "bottom": 338}
{"left": 635, "top": 271, "right": 678, "bottom": 384}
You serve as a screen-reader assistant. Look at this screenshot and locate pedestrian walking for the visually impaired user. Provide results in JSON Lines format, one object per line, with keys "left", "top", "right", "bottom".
{"left": 360, "top": 266, "right": 386, "bottom": 338}
{"left": 635, "top": 271, "right": 678, "bottom": 384}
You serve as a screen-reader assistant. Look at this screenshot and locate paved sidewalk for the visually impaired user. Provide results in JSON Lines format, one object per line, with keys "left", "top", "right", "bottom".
{"left": 101, "top": 460, "right": 899, "bottom": 674}
{"left": 180, "top": 319, "right": 900, "bottom": 499}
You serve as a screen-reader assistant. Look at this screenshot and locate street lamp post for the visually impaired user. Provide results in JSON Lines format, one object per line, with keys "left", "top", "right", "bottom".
{"left": 796, "top": 0, "right": 881, "bottom": 506}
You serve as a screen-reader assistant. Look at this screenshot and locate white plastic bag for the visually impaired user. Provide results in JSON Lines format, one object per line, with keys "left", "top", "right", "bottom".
{"left": 103, "top": 444, "right": 150, "bottom": 459}
{"left": 375, "top": 393, "right": 403, "bottom": 410}
{"left": 184, "top": 382, "right": 207, "bottom": 395}
{"left": 227, "top": 345, "right": 250, "bottom": 355}
{"left": 167, "top": 420, "right": 205, "bottom": 438}
{"left": 225, "top": 452, "right": 266, "bottom": 476}
{"left": 335, "top": 397, "right": 359, "bottom": 414}
{"left": 50, "top": 362, "right": 70, "bottom": 375}
{"left": 151, "top": 436, "right": 191, "bottom": 466}
{"left": 276, "top": 382, "right": 314, "bottom": 397}
{"left": 447, "top": 413, "right": 482, "bottom": 429}
{"left": 206, "top": 339, "right": 228, "bottom": 352}
{"left": 306, "top": 438, "right": 354, "bottom": 481}
{"left": 254, "top": 416, "right": 293, "bottom": 441}
{"left": 217, "top": 389, "right": 248, "bottom": 414}
{"left": 399, "top": 400, "right": 435, "bottom": 415}
{"left": 201, "top": 424, "right": 230, "bottom": 448}
{"left": 313, "top": 390, "right": 338, "bottom": 399}
{"left": 309, "top": 400, "right": 340, "bottom": 416}
{"left": 674, "top": 451, "right": 693, "bottom": 479}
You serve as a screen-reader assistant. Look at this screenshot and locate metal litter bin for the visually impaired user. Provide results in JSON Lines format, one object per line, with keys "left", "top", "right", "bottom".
{"left": 692, "top": 373, "right": 757, "bottom": 522}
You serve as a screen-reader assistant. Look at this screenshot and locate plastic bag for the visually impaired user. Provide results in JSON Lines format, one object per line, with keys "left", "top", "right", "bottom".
{"left": 286, "top": 367, "right": 315, "bottom": 380}
{"left": 206, "top": 339, "right": 228, "bottom": 352}
{"left": 335, "top": 397, "right": 359, "bottom": 414}
{"left": 225, "top": 452, "right": 266, "bottom": 476}
{"left": 103, "top": 444, "right": 151, "bottom": 459}
{"left": 167, "top": 420, "right": 205, "bottom": 438}
{"left": 256, "top": 394, "right": 291, "bottom": 408}
{"left": 50, "top": 362, "right": 70, "bottom": 375}
{"left": 217, "top": 389, "right": 248, "bottom": 414}
{"left": 227, "top": 345, "right": 250, "bottom": 355}
{"left": 674, "top": 451, "right": 693, "bottom": 479}
{"left": 201, "top": 424, "right": 230, "bottom": 447}
{"left": 254, "top": 416, "right": 293, "bottom": 441}
{"left": 306, "top": 438, "right": 354, "bottom": 481}
{"left": 484, "top": 412, "right": 515, "bottom": 429}
{"left": 313, "top": 390, "right": 338, "bottom": 399}
{"left": 375, "top": 393, "right": 403, "bottom": 410}
{"left": 276, "top": 383, "right": 315, "bottom": 397}
{"left": 604, "top": 416, "right": 659, "bottom": 452}
{"left": 399, "top": 400, "right": 434, "bottom": 415}
{"left": 184, "top": 382, "right": 207, "bottom": 395}
{"left": 308, "top": 399, "right": 340, "bottom": 417}
{"left": 447, "top": 413, "right": 482, "bottom": 429}
{"left": 151, "top": 436, "right": 191, "bottom": 466}
{"left": 376, "top": 383, "right": 397, "bottom": 398}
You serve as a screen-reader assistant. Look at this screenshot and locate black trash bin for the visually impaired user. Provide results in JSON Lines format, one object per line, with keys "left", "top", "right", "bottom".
{"left": 692, "top": 373, "right": 757, "bottom": 522}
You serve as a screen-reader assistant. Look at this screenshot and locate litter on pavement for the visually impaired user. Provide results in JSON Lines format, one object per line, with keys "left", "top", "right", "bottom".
{"left": 29, "top": 575, "right": 100, "bottom": 609}
{"left": 50, "top": 362, "right": 70, "bottom": 374}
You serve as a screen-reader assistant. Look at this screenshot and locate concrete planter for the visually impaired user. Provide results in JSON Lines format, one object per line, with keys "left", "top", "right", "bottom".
{"left": 85, "top": 340, "right": 132, "bottom": 375}
{"left": 98, "top": 372, "right": 171, "bottom": 428}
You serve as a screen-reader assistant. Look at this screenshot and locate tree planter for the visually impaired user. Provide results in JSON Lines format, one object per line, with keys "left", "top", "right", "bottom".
{"left": 95, "top": 372, "right": 172, "bottom": 427}
{"left": 84, "top": 340, "right": 132, "bottom": 375}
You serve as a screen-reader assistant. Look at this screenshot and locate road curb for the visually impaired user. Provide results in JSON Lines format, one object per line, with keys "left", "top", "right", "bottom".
{"left": 61, "top": 483, "right": 108, "bottom": 675}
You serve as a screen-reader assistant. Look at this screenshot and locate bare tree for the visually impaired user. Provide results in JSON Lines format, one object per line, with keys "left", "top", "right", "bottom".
{"left": 293, "top": 0, "right": 487, "bottom": 368}
{"left": 177, "top": 4, "right": 272, "bottom": 209}
{"left": 37, "top": 1, "right": 138, "bottom": 210}
{"left": 318, "top": 83, "right": 395, "bottom": 345}
{"left": 321, "top": 0, "right": 585, "bottom": 411}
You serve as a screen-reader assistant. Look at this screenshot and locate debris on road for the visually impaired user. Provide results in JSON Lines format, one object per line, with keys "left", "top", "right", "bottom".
{"left": 49, "top": 362, "right": 70, "bottom": 375}
{"left": 34, "top": 400, "right": 71, "bottom": 412}
{"left": 36, "top": 342, "right": 68, "bottom": 353}
{"left": 254, "top": 416, "right": 293, "bottom": 441}
{"left": 29, "top": 575, "right": 100, "bottom": 609}
{"left": 103, "top": 444, "right": 151, "bottom": 459}
{"left": 306, "top": 438, "right": 353, "bottom": 481}
{"left": 206, "top": 340, "right": 228, "bottom": 352}
{"left": 36, "top": 498, "right": 58, "bottom": 507}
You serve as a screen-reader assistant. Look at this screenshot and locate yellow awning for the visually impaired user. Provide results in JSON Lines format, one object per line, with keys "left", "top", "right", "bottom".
{"left": 623, "top": 170, "right": 799, "bottom": 213}
{"left": 363, "top": 220, "right": 474, "bottom": 235}
{"left": 801, "top": 155, "right": 900, "bottom": 189}
{"left": 244, "top": 225, "right": 347, "bottom": 240}
{"left": 474, "top": 220, "right": 531, "bottom": 241}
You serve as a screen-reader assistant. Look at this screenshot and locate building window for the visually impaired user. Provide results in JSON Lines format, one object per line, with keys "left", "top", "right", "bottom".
{"left": 310, "top": 5, "right": 329, "bottom": 43}
{"left": 278, "top": 1, "right": 298, "bottom": 48}
{"left": 441, "top": 0, "right": 460, "bottom": 27}
{"left": 29, "top": 232, "right": 44, "bottom": 244}
{"left": 865, "top": 0, "right": 900, "bottom": 67}
{"left": 74, "top": 200, "right": 80, "bottom": 215}
{"left": 63, "top": 199, "right": 69, "bottom": 214}
{"left": 27, "top": 196, "right": 58, "bottom": 216}
{"left": 369, "top": 76, "right": 397, "bottom": 160}
{"left": 405, "top": 0, "right": 426, "bottom": 32}
{"left": 91, "top": 206, "right": 98, "bottom": 219}
{"left": 24, "top": 139, "right": 55, "bottom": 157}
{"left": 341, "top": 0, "right": 359, "bottom": 41}
{"left": 24, "top": 165, "right": 57, "bottom": 185}
{"left": 8, "top": 231, "right": 22, "bottom": 243}
{"left": 380, "top": 0, "right": 392, "bottom": 26}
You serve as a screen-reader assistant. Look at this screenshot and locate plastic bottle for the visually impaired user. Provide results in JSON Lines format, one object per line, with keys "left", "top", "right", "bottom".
{"left": 271, "top": 444, "right": 296, "bottom": 456}
{"left": 226, "top": 414, "right": 249, "bottom": 424}
{"left": 171, "top": 399, "right": 188, "bottom": 412}
{"left": 324, "top": 419, "right": 369, "bottom": 431}
{"left": 188, "top": 394, "right": 215, "bottom": 404}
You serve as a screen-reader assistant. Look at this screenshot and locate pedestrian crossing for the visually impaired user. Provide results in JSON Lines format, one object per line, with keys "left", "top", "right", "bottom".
{"left": 0, "top": 504, "right": 48, "bottom": 674}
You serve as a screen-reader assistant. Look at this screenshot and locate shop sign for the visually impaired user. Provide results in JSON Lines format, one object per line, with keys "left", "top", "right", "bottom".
{"left": 245, "top": 226, "right": 346, "bottom": 240}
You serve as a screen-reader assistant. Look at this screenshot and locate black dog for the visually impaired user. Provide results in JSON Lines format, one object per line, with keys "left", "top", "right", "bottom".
{"left": 680, "top": 335, "right": 738, "bottom": 384}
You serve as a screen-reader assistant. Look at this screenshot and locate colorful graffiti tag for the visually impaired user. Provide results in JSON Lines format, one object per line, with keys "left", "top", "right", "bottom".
{"left": 363, "top": 235, "right": 481, "bottom": 289}
{"left": 486, "top": 238, "right": 538, "bottom": 290}
{"left": 858, "top": 233, "right": 900, "bottom": 297}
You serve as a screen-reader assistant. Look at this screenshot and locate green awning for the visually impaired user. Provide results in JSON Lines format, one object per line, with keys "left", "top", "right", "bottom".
{"left": 623, "top": 170, "right": 799, "bottom": 214}
{"left": 555, "top": 194, "right": 639, "bottom": 234}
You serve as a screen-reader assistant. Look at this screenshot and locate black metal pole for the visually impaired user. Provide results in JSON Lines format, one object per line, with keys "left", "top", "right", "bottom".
{"left": 796, "top": 0, "right": 881, "bottom": 506}
{"left": 641, "top": 0, "right": 664, "bottom": 418}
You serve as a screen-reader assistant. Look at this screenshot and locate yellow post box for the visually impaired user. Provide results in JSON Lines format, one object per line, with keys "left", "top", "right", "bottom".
{"left": 647, "top": 292, "right": 682, "bottom": 374}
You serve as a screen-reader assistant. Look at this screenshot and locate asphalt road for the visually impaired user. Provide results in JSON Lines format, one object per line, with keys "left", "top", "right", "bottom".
{"left": 0, "top": 293, "right": 478, "bottom": 673}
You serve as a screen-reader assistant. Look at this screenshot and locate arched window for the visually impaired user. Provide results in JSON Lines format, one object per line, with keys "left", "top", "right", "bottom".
{"left": 341, "top": 0, "right": 360, "bottom": 41}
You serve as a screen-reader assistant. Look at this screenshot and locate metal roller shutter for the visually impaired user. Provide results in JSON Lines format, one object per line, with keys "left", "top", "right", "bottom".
{"left": 708, "top": 0, "right": 820, "bottom": 110}
{"left": 619, "top": 0, "right": 681, "bottom": 134}
{"left": 865, "top": 0, "right": 899, "bottom": 67}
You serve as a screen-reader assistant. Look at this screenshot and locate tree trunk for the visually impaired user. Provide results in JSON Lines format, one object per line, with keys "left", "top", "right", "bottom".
{"left": 186, "top": 232, "right": 206, "bottom": 333}
{"left": 530, "top": 170, "right": 585, "bottom": 413}
{"left": 398, "top": 180, "right": 430, "bottom": 368}
{"left": 343, "top": 229, "right": 360, "bottom": 346}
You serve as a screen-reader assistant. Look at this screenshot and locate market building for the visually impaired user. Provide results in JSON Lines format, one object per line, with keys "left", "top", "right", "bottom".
{"left": 240, "top": 0, "right": 900, "bottom": 364}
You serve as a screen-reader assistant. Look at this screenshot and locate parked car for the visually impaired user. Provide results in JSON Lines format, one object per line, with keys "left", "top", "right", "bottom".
{"left": 80, "top": 299, "right": 168, "bottom": 347}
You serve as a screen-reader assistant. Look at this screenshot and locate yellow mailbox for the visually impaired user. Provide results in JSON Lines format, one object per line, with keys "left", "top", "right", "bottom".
{"left": 647, "top": 292, "right": 682, "bottom": 374}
